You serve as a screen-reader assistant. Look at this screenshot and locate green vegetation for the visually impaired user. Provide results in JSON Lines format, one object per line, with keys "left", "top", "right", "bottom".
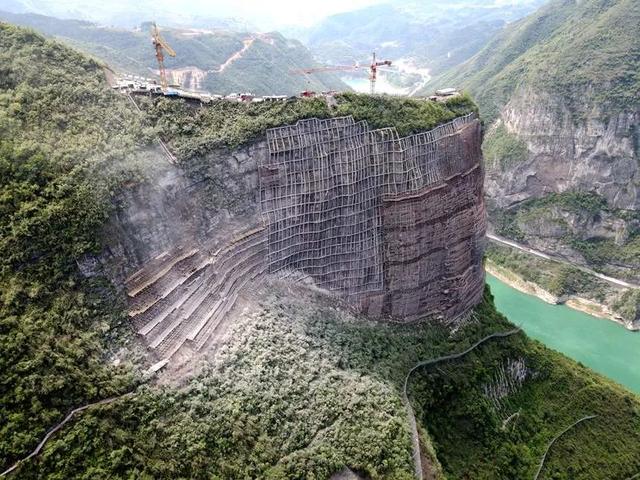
{"left": 427, "top": 0, "right": 640, "bottom": 122}
{"left": 491, "top": 191, "right": 640, "bottom": 282}
{"left": 486, "top": 240, "right": 640, "bottom": 326}
{"left": 2, "top": 20, "right": 639, "bottom": 480}
{"left": 142, "top": 92, "right": 477, "bottom": 159}
{"left": 524, "top": 191, "right": 609, "bottom": 216}
{"left": 613, "top": 289, "right": 640, "bottom": 323}
{"left": 0, "top": 23, "right": 149, "bottom": 471}
{"left": 429, "top": 0, "right": 640, "bottom": 301}
{"left": 0, "top": 23, "right": 475, "bottom": 476}
{"left": 0, "top": 11, "right": 347, "bottom": 95}
{"left": 485, "top": 243, "right": 615, "bottom": 302}
{"left": 483, "top": 123, "right": 528, "bottom": 168}
{"left": 569, "top": 235, "right": 640, "bottom": 270}
{"left": 492, "top": 208, "right": 526, "bottom": 241}
{"left": 8, "top": 284, "right": 640, "bottom": 479}
{"left": 413, "top": 289, "right": 640, "bottom": 479}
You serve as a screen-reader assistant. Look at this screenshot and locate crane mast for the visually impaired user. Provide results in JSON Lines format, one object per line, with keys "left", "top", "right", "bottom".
{"left": 293, "top": 52, "right": 392, "bottom": 94}
{"left": 151, "top": 22, "right": 176, "bottom": 90}
{"left": 369, "top": 51, "right": 392, "bottom": 94}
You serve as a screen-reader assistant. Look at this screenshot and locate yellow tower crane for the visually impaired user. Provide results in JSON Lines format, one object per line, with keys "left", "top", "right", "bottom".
{"left": 151, "top": 22, "right": 176, "bottom": 90}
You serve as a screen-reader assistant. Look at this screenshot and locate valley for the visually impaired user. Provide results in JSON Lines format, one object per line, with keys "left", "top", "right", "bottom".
{"left": 0, "top": 0, "right": 639, "bottom": 478}
{"left": 427, "top": 0, "right": 640, "bottom": 324}
{"left": 293, "top": 0, "right": 547, "bottom": 93}
{"left": 488, "top": 274, "right": 640, "bottom": 394}
{"left": 0, "top": 11, "right": 348, "bottom": 95}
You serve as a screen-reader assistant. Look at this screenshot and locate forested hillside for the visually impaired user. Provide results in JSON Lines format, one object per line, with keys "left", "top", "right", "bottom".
{"left": 425, "top": 0, "right": 640, "bottom": 120}
{"left": 0, "top": 11, "right": 348, "bottom": 95}
{"left": 1, "top": 21, "right": 640, "bottom": 480}
{"left": 0, "top": 22, "right": 149, "bottom": 470}
{"left": 292, "top": 0, "right": 546, "bottom": 91}
{"left": 425, "top": 0, "right": 640, "bottom": 322}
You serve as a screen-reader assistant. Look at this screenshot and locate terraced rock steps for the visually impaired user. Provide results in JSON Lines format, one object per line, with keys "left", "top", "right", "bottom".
{"left": 126, "top": 228, "right": 267, "bottom": 361}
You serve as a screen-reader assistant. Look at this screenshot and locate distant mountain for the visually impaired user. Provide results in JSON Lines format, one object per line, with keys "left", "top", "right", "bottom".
{"left": 425, "top": 0, "right": 640, "bottom": 119}
{"left": 0, "top": 11, "right": 348, "bottom": 95}
{"left": 291, "top": 0, "right": 547, "bottom": 86}
{"left": 427, "top": 0, "right": 640, "bottom": 304}
{"left": 0, "top": 0, "right": 256, "bottom": 30}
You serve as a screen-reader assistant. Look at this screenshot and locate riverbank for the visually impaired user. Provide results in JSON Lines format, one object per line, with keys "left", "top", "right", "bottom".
{"left": 484, "top": 239, "right": 639, "bottom": 331}
{"left": 487, "top": 233, "right": 640, "bottom": 289}
{"left": 485, "top": 262, "right": 637, "bottom": 331}
{"left": 486, "top": 274, "right": 640, "bottom": 394}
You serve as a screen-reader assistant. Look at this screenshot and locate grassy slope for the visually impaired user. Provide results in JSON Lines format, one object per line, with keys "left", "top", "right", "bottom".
{"left": 0, "top": 11, "right": 348, "bottom": 95}
{"left": 142, "top": 91, "right": 477, "bottom": 158}
{"left": 426, "top": 0, "right": 640, "bottom": 121}
{"left": 0, "top": 22, "right": 154, "bottom": 471}
{"left": 414, "top": 289, "right": 640, "bottom": 479}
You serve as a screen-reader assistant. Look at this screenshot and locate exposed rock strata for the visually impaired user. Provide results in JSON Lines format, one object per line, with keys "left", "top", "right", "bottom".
{"left": 486, "top": 88, "right": 640, "bottom": 283}
{"left": 261, "top": 115, "right": 486, "bottom": 322}
{"left": 487, "top": 90, "right": 639, "bottom": 211}
{"left": 93, "top": 114, "right": 486, "bottom": 361}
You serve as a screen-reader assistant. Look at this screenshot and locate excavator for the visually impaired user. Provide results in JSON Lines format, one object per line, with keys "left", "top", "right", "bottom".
{"left": 151, "top": 22, "right": 176, "bottom": 90}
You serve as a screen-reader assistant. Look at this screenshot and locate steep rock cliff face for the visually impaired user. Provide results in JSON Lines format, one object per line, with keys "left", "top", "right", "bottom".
{"left": 95, "top": 113, "right": 486, "bottom": 362}
{"left": 88, "top": 142, "right": 264, "bottom": 284}
{"left": 485, "top": 89, "right": 640, "bottom": 285}
{"left": 425, "top": 0, "right": 640, "bottom": 295}
{"left": 487, "top": 89, "right": 640, "bottom": 211}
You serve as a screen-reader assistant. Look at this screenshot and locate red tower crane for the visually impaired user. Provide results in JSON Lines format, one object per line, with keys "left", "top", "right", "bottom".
{"left": 293, "top": 52, "right": 392, "bottom": 94}
{"left": 369, "top": 52, "right": 392, "bottom": 94}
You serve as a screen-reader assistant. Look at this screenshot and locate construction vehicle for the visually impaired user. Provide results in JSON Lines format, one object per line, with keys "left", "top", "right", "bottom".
{"left": 151, "top": 22, "right": 176, "bottom": 90}
{"left": 293, "top": 52, "right": 392, "bottom": 94}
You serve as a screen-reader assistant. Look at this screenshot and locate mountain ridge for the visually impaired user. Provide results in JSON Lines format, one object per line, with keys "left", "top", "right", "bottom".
{"left": 0, "top": 10, "right": 348, "bottom": 95}
{"left": 2, "top": 17, "right": 640, "bottom": 480}
{"left": 426, "top": 0, "right": 640, "bottom": 119}
{"left": 426, "top": 0, "right": 640, "bottom": 325}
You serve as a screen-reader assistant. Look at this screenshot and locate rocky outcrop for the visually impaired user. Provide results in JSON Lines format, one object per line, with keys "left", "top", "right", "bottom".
{"left": 486, "top": 89, "right": 640, "bottom": 210}
{"left": 485, "top": 88, "right": 640, "bottom": 282}
{"left": 165, "top": 67, "right": 208, "bottom": 91}
{"left": 93, "top": 142, "right": 264, "bottom": 284}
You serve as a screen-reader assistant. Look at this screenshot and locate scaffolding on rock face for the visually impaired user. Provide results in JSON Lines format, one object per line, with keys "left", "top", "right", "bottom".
{"left": 259, "top": 112, "right": 485, "bottom": 320}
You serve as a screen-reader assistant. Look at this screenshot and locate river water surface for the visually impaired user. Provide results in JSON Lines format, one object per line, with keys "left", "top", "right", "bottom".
{"left": 487, "top": 274, "right": 640, "bottom": 394}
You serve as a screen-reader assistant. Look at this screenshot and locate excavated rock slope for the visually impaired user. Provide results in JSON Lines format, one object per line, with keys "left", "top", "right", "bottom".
{"left": 93, "top": 113, "right": 486, "bottom": 363}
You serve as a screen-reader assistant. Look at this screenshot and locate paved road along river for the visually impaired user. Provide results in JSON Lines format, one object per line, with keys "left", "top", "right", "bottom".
{"left": 487, "top": 274, "right": 640, "bottom": 394}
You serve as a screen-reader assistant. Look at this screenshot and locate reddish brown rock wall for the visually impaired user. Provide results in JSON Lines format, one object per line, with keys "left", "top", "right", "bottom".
{"left": 261, "top": 114, "right": 486, "bottom": 323}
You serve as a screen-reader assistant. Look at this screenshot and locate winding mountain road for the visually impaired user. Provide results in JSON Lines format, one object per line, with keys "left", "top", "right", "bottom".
{"left": 487, "top": 233, "right": 640, "bottom": 289}
{"left": 402, "top": 328, "right": 521, "bottom": 480}
{"left": 211, "top": 37, "right": 255, "bottom": 73}
{"left": 533, "top": 415, "right": 598, "bottom": 480}
{"left": 1, "top": 393, "right": 135, "bottom": 477}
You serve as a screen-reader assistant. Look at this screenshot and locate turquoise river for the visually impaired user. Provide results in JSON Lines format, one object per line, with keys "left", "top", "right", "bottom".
{"left": 487, "top": 274, "right": 640, "bottom": 394}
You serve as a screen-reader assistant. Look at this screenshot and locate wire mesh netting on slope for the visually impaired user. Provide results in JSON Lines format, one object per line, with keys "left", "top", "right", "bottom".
{"left": 260, "top": 113, "right": 486, "bottom": 322}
